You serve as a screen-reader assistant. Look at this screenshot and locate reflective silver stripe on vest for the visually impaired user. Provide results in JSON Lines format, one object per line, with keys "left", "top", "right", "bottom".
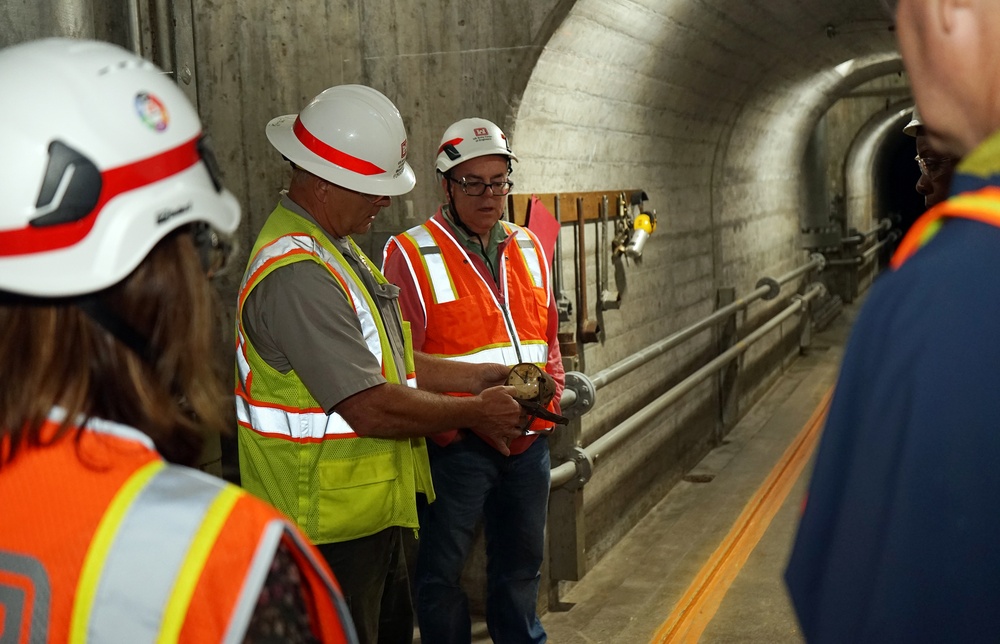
{"left": 236, "top": 332, "right": 251, "bottom": 390}
{"left": 224, "top": 519, "right": 359, "bottom": 643}
{"left": 241, "top": 234, "right": 383, "bottom": 362}
{"left": 444, "top": 342, "right": 548, "bottom": 366}
{"left": 383, "top": 236, "right": 429, "bottom": 323}
{"left": 86, "top": 467, "right": 232, "bottom": 643}
{"left": 510, "top": 226, "right": 545, "bottom": 290}
{"left": 237, "top": 233, "right": 383, "bottom": 441}
{"left": 222, "top": 519, "right": 283, "bottom": 644}
{"left": 236, "top": 393, "right": 357, "bottom": 439}
{"left": 255, "top": 521, "right": 360, "bottom": 643}
{"left": 407, "top": 226, "right": 457, "bottom": 304}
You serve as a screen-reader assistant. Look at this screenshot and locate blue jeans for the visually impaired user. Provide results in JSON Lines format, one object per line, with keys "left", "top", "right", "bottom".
{"left": 415, "top": 433, "right": 550, "bottom": 644}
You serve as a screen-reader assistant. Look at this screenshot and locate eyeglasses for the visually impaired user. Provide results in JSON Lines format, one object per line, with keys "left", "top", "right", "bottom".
{"left": 448, "top": 176, "right": 514, "bottom": 197}
{"left": 915, "top": 154, "right": 956, "bottom": 179}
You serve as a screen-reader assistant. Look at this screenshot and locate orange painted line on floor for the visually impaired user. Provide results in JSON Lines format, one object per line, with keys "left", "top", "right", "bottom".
{"left": 650, "top": 387, "right": 832, "bottom": 644}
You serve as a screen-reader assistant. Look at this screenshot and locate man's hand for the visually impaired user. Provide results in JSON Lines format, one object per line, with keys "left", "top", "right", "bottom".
{"left": 474, "top": 363, "right": 510, "bottom": 394}
{"left": 470, "top": 384, "right": 525, "bottom": 455}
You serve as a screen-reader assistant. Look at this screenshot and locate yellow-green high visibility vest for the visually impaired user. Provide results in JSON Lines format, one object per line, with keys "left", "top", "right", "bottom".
{"left": 236, "top": 202, "right": 434, "bottom": 544}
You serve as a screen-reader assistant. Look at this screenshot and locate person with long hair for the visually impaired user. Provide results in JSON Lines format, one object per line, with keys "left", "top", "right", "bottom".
{"left": 0, "top": 37, "right": 356, "bottom": 643}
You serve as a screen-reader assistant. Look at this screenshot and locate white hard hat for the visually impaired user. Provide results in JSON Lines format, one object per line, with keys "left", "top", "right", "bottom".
{"left": 903, "top": 106, "right": 922, "bottom": 137}
{"left": 435, "top": 118, "right": 517, "bottom": 174}
{"left": 0, "top": 38, "right": 240, "bottom": 298}
{"left": 266, "top": 85, "right": 415, "bottom": 196}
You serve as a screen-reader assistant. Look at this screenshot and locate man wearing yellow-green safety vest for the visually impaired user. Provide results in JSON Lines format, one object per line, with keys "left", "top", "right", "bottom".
{"left": 786, "top": 1, "right": 1000, "bottom": 641}
{"left": 236, "top": 85, "right": 525, "bottom": 644}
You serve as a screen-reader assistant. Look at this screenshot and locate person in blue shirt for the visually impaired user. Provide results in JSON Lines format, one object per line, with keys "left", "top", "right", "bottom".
{"left": 786, "top": 1, "right": 1000, "bottom": 641}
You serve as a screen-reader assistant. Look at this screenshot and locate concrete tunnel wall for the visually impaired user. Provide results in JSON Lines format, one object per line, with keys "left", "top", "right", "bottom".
{"left": 1, "top": 0, "right": 908, "bottom": 613}
{"left": 510, "top": 0, "right": 903, "bottom": 575}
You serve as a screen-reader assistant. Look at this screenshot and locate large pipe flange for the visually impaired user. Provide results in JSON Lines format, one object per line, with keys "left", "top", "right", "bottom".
{"left": 562, "top": 370, "right": 596, "bottom": 420}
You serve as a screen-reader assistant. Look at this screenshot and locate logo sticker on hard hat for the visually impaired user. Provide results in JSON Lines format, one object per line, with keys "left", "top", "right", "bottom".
{"left": 474, "top": 127, "right": 488, "bottom": 137}
{"left": 394, "top": 139, "right": 408, "bottom": 177}
{"left": 135, "top": 92, "right": 169, "bottom": 132}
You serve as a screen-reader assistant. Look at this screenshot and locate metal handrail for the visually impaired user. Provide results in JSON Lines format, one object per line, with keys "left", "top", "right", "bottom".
{"left": 551, "top": 283, "right": 825, "bottom": 489}
{"left": 842, "top": 218, "right": 892, "bottom": 245}
{"left": 828, "top": 228, "right": 901, "bottom": 267}
{"left": 569, "top": 253, "right": 825, "bottom": 396}
{"left": 861, "top": 230, "right": 900, "bottom": 263}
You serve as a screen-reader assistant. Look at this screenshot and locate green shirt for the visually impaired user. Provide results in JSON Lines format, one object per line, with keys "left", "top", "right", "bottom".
{"left": 441, "top": 205, "right": 507, "bottom": 282}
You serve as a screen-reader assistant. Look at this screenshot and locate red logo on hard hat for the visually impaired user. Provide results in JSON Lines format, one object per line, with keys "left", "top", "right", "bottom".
{"left": 474, "top": 127, "right": 488, "bottom": 137}
{"left": 401, "top": 139, "right": 408, "bottom": 159}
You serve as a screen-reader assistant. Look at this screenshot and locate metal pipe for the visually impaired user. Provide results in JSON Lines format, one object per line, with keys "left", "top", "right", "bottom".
{"left": 861, "top": 231, "right": 899, "bottom": 263}
{"left": 575, "top": 198, "right": 599, "bottom": 350}
{"left": 552, "top": 283, "right": 825, "bottom": 488}
{"left": 560, "top": 387, "right": 577, "bottom": 408}
{"left": 598, "top": 196, "right": 607, "bottom": 299}
{"left": 826, "top": 256, "right": 863, "bottom": 266}
{"left": 576, "top": 197, "right": 586, "bottom": 348}
{"left": 842, "top": 218, "right": 892, "bottom": 245}
{"left": 153, "top": 0, "right": 174, "bottom": 73}
{"left": 584, "top": 254, "right": 823, "bottom": 391}
{"left": 553, "top": 196, "right": 564, "bottom": 299}
{"left": 589, "top": 262, "right": 805, "bottom": 392}
{"left": 773, "top": 253, "right": 825, "bottom": 286}
{"left": 588, "top": 283, "right": 769, "bottom": 390}
{"left": 126, "top": 0, "right": 142, "bottom": 54}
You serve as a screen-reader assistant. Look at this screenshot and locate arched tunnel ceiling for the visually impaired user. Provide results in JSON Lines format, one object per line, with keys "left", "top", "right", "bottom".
{"left": 508, "top": 0, "right": 907, "bottom": 366}
{"left": 513, "top": 0, "right": 901, "bottom": 196}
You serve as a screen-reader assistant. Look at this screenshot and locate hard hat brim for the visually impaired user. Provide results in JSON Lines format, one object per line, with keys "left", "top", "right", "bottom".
{"left": 266, "top": 115, "right": 416, "bottom": 196}
{"left": 0, "top": 163, "right": 240, "bottom": 297}
{"left": 437, "top": 148, "right": 518, "bottom": 175}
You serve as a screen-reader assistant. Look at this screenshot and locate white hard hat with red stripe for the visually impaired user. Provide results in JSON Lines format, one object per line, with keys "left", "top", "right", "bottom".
{"left": 0, "top": 38, "right": 240, "bottom": 298}
{"left": 435, "top": 118, "right": 517, "bottom": 174}
{"left": 266, "top": 85, "right": 415, "bottom": 196}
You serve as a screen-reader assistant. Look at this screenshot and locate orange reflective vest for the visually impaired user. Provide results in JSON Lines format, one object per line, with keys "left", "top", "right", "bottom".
{"left": 891, "top": 186, "right": 1000, "bottom": 269}
{"left": 385, "top": 211, "right": 557, "bottom": 448}
{"left": 0, "top": 411, "right": 356, "bottom": 643}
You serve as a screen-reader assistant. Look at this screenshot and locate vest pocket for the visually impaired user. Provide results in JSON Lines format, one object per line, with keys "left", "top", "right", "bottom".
{"left": 317, "top": 451, "right": 399, "bottom": 541}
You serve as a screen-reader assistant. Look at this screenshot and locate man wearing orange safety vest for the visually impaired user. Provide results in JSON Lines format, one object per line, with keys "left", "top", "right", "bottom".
{"left": 237, "top": 91, "right": 524, "bottom": 644}
{"left": 383, "top": 118, "right": 564, "bottom": 643}
{"left": 0, "top": 38, "right": 355, "bottom": 643}
{"left": 786, "top": 1, "right": 1000, "bottom": 641}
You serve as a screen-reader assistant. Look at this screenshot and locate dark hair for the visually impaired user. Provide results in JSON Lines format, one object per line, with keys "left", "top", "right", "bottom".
{"left": 0, "top": 227, "right": 231, "bottom": 469}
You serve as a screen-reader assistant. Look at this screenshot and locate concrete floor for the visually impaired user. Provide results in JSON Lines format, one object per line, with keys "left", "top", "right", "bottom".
{"left": 531, "top": 300, "right": 857, "bottom": 644}
{"left": 484, "top": 298, "right": 856, "bottom": 644}
{"left": 419, "top": 298, "right": 858, "bottom": 644}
